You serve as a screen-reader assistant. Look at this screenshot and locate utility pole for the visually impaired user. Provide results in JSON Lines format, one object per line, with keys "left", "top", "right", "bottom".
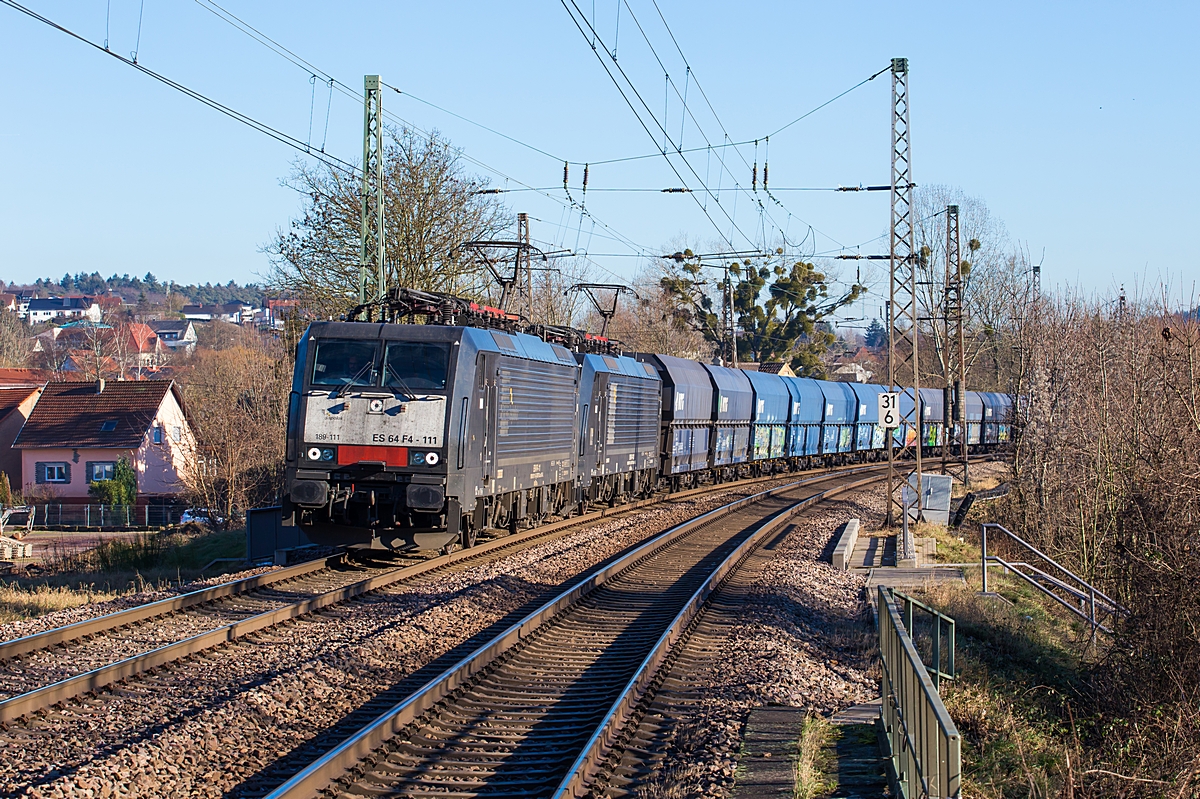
{"left": 723, "top": 262, "right": 738, "bottom": 368}
{"left": 518, "top": 213, "right": 533, "bottom": 321}
{"left": 359, "top": 75, "right": 386, "bottom": 314}
{"left": 460, "top": 224, "right": 566, "bottom": 318}
{"left": 661, "top": 250, "right": 760, "bottom": 367}
{"left": 886, "top": 56, "right": 922, "bottom": 534}
{"left": 942, "top": 204, "right": 968, "bottom": 485}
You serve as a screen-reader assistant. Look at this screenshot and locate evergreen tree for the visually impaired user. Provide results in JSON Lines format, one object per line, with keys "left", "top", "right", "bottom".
{"left": 865, "top": 318, "right": 888, "bottom": 349}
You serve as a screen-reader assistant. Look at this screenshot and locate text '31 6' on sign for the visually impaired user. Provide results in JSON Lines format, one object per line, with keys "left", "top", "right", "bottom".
{"left": 879, "top": 392, "right": 900, "bottom": 428}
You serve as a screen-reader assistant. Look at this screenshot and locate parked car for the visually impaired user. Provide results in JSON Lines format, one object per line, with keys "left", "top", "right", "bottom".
{"left": 180, "top": 508, "right": 226, "bottom": 529}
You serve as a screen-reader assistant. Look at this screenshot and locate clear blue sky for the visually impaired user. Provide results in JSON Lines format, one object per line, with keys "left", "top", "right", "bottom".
{"left": 1, "top": 1, "right": 1197, "bottom": 307}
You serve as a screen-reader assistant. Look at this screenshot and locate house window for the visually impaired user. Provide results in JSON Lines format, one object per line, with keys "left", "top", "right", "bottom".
{"left": 90, "top": 462, "right": 115, "bottom": 482}
{"left": 99, "top": 419, "right": 117, "bottom": 432}
{"left": 172, "top": 426, "right": 182, "bottom": 443}
{"left": 153, "top": 426, "right": 162, "bottom": 444}
{"left": 44, "top": 463, "right": 68, "bottom": 483}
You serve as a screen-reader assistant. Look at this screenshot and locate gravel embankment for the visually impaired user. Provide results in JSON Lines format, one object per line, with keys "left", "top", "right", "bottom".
{"left": 612, "top": 460, "right": 1012, "bottom": 798}
{"left": 1, "top": 478, "right": 810, "bottom": 799}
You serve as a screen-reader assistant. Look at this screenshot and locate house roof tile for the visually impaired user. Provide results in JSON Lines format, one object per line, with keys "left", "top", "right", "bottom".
{"left": 14, "top": 380, "right": 178, "bottom": 449}
{"left": 0, "top": 387, "right": 38, "bottom": 419}
{"left": 149, "top": 319, "right": 190, "bottom": 333}
{"left": 0, "top": 368, "right": 53, "bottom": 386}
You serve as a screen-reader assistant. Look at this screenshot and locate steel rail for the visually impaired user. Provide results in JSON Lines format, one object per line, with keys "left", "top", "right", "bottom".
{"left": 0, "top": 458, "right": 877, "bottom": 665}
{"left": 0, "top": 555, "right": 341, "bottom": 660}
{"left": 550, "top": 473, "right": 881, "bottom": 797}
{"left": 263, "top": 468, "right": 884, "bottom": 799}
{"left": 0, "top": 464, "right": 881, "bottom": 724}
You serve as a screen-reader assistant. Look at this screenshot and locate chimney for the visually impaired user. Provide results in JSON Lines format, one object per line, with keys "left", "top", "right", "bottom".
{"left": 96, "top": 378, "right": 105, "bottom": 394}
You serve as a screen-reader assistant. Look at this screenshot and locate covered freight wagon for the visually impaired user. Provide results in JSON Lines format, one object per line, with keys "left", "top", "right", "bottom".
{"left": 848, "top": 382, "right": 887, "bottom": 453}
{"left": 782, "top": 376, "right": 825, "bottom": 458}
{"left": 818, "top": 380, "right": 858, "bottom": 455}
{"left": 743, "top": 370, "right": 790, "bottom": 461}
{"left": 918, "top": 388, "right": 945, "bottom": 448}
{"left": 965, "top": 391, "right": 984, "bottom": 446}
{"left": 704, "top": 364, "right": 753, "bottom": 467}
{"left": 634, "top": 353, "right": 713, "bottom": 475}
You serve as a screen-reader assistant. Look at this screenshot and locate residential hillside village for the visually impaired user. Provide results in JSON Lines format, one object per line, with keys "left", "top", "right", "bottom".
{"left": 0, "top": 274, "right": 303, "bottom": 521}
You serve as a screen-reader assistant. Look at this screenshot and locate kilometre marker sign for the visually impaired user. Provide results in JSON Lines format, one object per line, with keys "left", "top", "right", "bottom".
{"left": 879, "top": 392, "right": 900, "bottom": 428}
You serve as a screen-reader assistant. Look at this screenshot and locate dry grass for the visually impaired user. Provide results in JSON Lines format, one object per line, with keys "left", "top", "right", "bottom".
{"left": 910, "top": 579, "right": 1085, "bottom": 799}
{"left": 0, "top": 528, "right": 246, "bottom": 624}
{"left": 0, "top": 581, "right": 118, "bottom": 623}
{"left": 793, "top": 713, "right": 835, "bottom": 799}
{"left": 952, "top": 474, "right": 1001, "bottom": 499}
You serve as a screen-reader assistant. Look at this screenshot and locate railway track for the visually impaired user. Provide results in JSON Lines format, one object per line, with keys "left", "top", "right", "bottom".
{"left": 263, "top": 466, "right": 884, "bottom": 799}
{"left": 0, "top": 463, "right": 878, "bottom": 727}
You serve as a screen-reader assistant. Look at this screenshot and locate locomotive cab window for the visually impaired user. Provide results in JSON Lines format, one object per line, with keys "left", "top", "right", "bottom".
{"left": 383, "top": 342, "right": 451, "bottom": 391}
{"left": 311, "top": 340, "right": 379, "bottom": 387}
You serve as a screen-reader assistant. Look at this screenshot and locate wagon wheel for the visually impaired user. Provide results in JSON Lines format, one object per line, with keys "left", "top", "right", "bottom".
{"left": 460, "top": 521, "right": 478, "bottom": 550}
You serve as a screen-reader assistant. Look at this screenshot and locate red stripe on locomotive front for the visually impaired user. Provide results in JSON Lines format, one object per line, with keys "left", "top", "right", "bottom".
{"left": 336, "top": 445, "right": 408, "bottom": 467}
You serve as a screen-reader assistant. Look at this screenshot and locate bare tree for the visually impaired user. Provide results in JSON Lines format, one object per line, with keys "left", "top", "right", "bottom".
{"left": 267, "top": 126, "right": 509, "bottom": 317}
{"left": 911, "top": 184, "right": 1031, "bottom": 388}
{"left": 0, "top": 310, "right": 28, "bottom": 368}
{"left": 178, "top": 336, "right": 291, "bottom": 522}
{"left": 532, "top": 256, "right": 594, "bottom": 328}
{"left": 603, "top": 265, "right": 713, "bottom": 358}
{"left": 995, "top": 287, "right": 1200, "bottom": 795}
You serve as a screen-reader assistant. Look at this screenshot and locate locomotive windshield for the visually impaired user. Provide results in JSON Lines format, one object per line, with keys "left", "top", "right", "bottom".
{"left": 383, "top": 341, "right": 451, "bottom": 391}
{"left": 311, "top": 340, "right": 379, "bottom": 387}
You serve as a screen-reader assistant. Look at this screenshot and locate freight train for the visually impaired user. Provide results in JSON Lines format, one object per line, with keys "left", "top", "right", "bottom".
{"left": 283, "top": 291, "right": 1011, "bottom": 553}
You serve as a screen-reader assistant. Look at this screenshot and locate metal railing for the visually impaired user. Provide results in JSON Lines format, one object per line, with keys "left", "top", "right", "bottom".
{"left": 980, "top": 523, "right": 1125, "bottom": 637}
{"left": 32, "top": 504, "right": 186, "bottom": 528}
{"left": 878, "top": 584, "right": 962, "bottom": 799}
{"left": 890, "top": 588, "right": 956, "bottom": 689}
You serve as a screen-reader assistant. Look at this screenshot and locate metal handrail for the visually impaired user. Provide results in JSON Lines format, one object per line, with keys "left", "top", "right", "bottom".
{"left": 987, "top": 555, "right": 1115, "bottom": 635}
{"left": 980, "top": 523, "right": 1126, "bottom": 638}
{"left": 890, "top": 588, "right": 956, "bottom": 689}
{"left": 878, "top": 585, "right": 962, "bottom": 799}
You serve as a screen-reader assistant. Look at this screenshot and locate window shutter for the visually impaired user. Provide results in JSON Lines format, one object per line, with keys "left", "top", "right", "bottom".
{"left": 35, "top": 462, "right": 45, "bottom": 485}
{"left": 63, "top": 462, "right": 71, "bottom": 484}
{"left": 85, "top": 462, "right": 95, "bottom": 482}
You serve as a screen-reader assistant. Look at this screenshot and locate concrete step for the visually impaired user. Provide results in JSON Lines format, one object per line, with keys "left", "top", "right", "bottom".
{"left": 731, "top": 705, "right": 892, "bottom": 798}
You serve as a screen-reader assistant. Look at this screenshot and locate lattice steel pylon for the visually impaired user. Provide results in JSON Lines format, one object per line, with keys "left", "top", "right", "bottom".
{"left": 886, "top": 57, "right": 922, "bottom": 533}
{"left": 941, "top": 204, "right": 969, "bottom": 486}
{"left": 359, "top": 75, "right": 386, "bottom": 312}
{"left": 517, "top": 213, "right": 533, "bottom": 321}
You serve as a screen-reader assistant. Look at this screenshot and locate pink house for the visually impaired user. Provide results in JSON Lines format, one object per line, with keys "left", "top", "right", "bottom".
{"left": 14, "top": 380, "right": 194, "bottom": 503}
{"left": 0, "top": 386, "right": 42, "bottom": 488}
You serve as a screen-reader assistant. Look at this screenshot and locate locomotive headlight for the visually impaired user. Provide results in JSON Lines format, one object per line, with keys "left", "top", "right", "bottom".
{"left": 425, "top": 452, "right": 440, "bottom": 465}
{"left": 306, "top": 447, "right": 336, "bottom": 462}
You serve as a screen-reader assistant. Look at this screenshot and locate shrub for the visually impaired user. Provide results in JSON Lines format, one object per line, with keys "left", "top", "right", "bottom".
{"left": 88, "top": 458, "right": 137, "bottom": 506}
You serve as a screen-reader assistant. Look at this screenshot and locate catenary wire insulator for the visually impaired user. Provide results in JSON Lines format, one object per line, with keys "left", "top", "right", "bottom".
{"left": 563, "top": 161, "right": 569, "bottom": 189}
{"left": 582, "top": 163, "right": 589, "bottom": 193}
{"left": 752, "top": 163, "right": 757, "bottom": 192}
{"left": 763, "top": 161, "right": 768, "bottom": 190}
